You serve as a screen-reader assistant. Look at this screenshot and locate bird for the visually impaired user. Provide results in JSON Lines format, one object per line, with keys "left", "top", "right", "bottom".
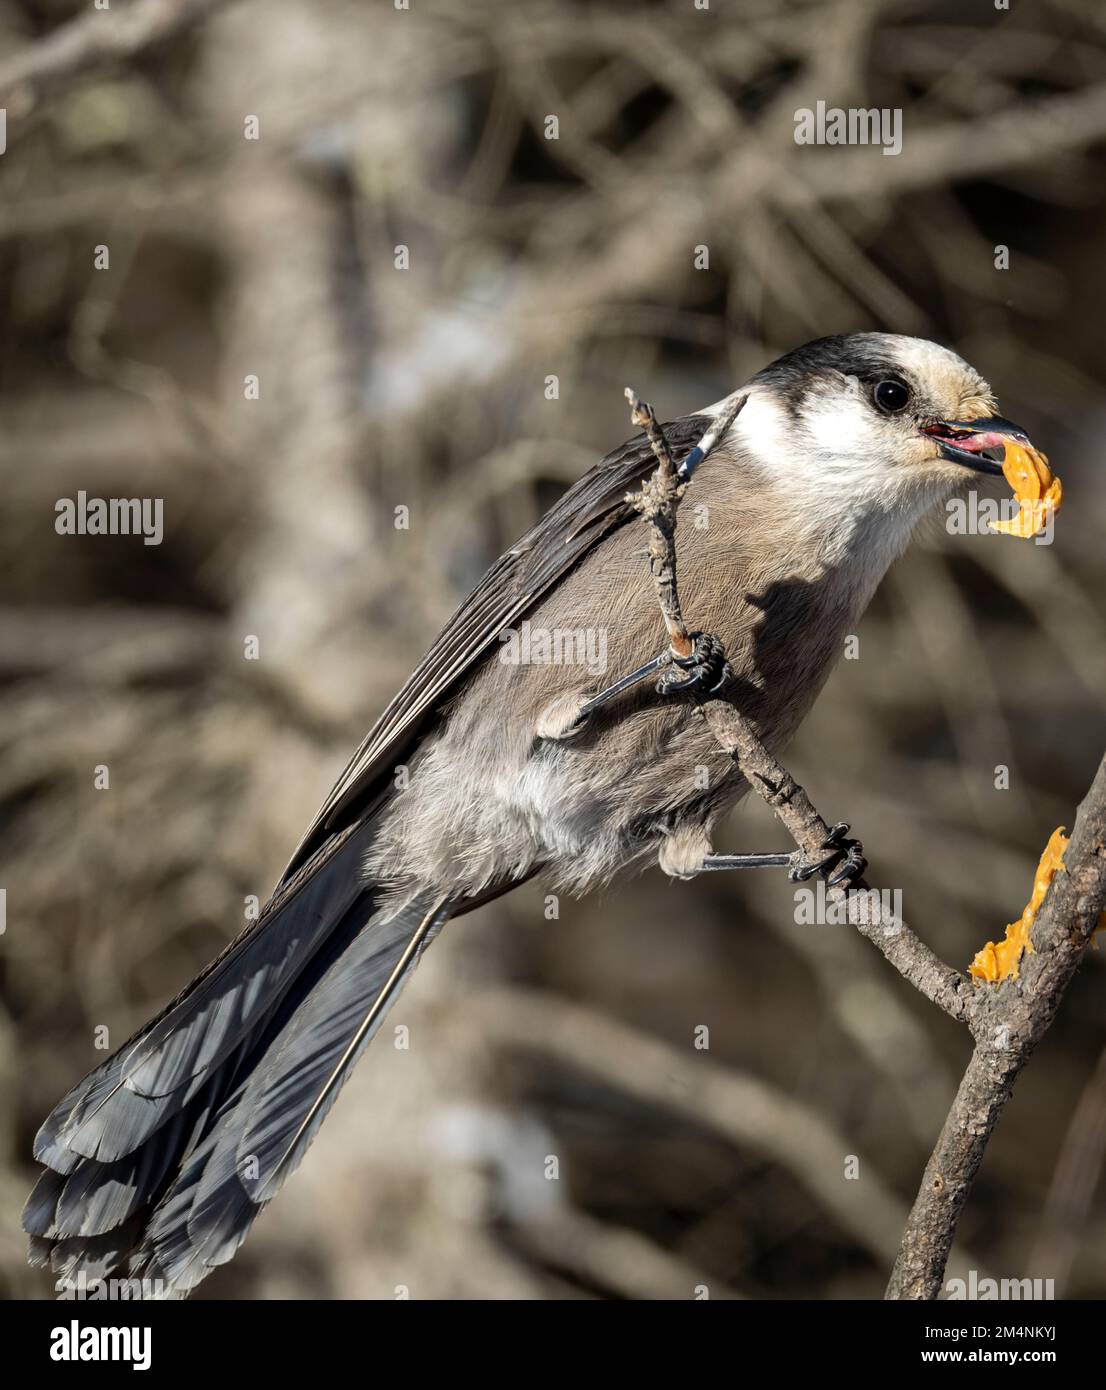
{"left": 24, "top": 332, "right": 1038, "bottom": 1297}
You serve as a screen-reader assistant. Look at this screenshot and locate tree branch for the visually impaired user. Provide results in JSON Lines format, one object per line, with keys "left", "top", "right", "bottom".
{"left": 624, "top": 390, "right": 693, "bottom": 660}
{"left": 0, "top": 0, "right": 233, "bottom": 108}
{"left": 886, "top": 751, "right": 1106, "bottom": 1299}
{"left": 695, "top": 695, "right": 975, "bottom": 1022}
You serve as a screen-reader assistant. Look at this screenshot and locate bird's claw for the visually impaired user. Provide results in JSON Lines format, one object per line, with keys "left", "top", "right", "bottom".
{"left": 656, "top": 632, "right": 732, "bottom": 697}
{"left": 787, "top": 822, "right": 867, "bottom": 886}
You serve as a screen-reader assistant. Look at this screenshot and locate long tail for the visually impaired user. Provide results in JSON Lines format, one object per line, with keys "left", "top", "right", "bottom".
{"left": 23, "top": 818, "right": 450, "bottom": 1297}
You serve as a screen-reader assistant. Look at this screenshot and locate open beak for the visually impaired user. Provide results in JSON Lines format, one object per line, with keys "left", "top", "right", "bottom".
{"left": 921, "top": 416, "right": 1033, "bottom": 476}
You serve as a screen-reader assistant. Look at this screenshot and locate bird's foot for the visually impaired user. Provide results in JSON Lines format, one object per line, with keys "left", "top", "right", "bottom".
{"left": 787, "top": 822, "right": 867, "bottom": 888}
{"left": 655, "top": 632, "right": 732, "bottom": 697}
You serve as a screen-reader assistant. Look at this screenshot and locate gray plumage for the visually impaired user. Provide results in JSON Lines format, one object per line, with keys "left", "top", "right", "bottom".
{"left": 25, "top": 333, "right": 1011, "bottom": 1295}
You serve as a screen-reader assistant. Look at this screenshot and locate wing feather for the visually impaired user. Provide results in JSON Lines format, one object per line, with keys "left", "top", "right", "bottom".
{"left": 280, "top": 414, "right": 713, "bottom": 879}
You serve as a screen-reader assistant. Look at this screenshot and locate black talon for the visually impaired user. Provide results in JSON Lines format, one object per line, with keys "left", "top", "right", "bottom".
{"left": 820, "top": 822, "right": 851, "bottom": 850}
{"left": 787, "top": 822, "right": 867, "bottom": 885}
{"left": 827, "top": 846, "right": 867, "bottom": 888}
{"left": 656, "top": 632, "right": 732, "bottom": 697}
{"left": 788, "top": 853, "right": 829, "bottom": 884}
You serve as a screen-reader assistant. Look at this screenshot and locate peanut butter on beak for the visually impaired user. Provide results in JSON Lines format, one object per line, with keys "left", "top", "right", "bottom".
{"left": 989, "top": 440, "right": 1063, "bottom": 539}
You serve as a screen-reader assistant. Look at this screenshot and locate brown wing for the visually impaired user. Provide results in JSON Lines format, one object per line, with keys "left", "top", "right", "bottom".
{"left": 279, "top": 414, "right": 713, "bottom": 881}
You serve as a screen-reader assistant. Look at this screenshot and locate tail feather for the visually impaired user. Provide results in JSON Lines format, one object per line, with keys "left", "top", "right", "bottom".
{"left": 240, "top": 895, "right": 447, "bottom": 1201}
{"left": 128, "top": 893, "right": 449, "bottom": 1294}
{"left": 24, "top": 811, "right": 454, "bottom": 1297}
{"left": 22, "top": 1169, "right": 65, "bottom": 1237}
{"left": 29, "top": 1214, "right": 149, "bottom": 1282}
{"left": 25, "top": 1060, "right": 239, "bottom": 1241}
{"left": 34, "top": 820, "right": 377, "bottom": 1171}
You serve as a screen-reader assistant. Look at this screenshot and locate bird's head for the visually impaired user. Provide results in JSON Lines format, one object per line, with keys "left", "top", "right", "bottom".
{"left": 737, "top": 334, "right": 1036, "bottom": 530}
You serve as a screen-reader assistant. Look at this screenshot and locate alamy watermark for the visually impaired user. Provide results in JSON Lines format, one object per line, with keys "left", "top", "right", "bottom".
{"left": 498, "top": 621, "right": 608, "bottom": 676}
{"left": 794, "top": 101, "right": 902, "bottom": 156}
{"left": 944, "top": 1270, "right": 1056, "bottom": 1301}
{"left": 50, "top": 1318, "right": 152, "bottom": 1371}
{"left": 794, "top": 881, "right": 903, "bottom": 928}
{"left": 946, "top": 493, "right": 1056, "bottom": 545}
{"left": 56, "top": 1271, "right": 167, "bottom": 1301}
{"left": 55, "top": 492, "right": 164, "bottom": 546}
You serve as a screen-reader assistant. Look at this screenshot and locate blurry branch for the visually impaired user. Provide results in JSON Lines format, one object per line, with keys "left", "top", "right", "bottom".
{"left": 0, "top": 0, "right": 234, "bottom": 107}
{"left": 467, "top": 988, "right": 918, "bottom": 1271}
{"left": 961, "top": 538, "right": 1106, "bottom": 702}
{"left": 757, "top": 901, "right": 958, "bottom": 1149}
{"left": 623, "top": 390, "right": 1106, "bottom": 1299}
{"left": 215, "top": 134, "right": 379, "bottom": 725}
{"left": 1031, "top": 1041, "right": 1106, "bottom": 1296}
{"left": 8, "top": 5, "right": 1099, "bottom": 408}
{"left": 0, "top": 605, "right": 219, "bottom": 684}
{"left": 887, "top": 557, "right": 1032, "bottom": 860}
{"left": 513, "top": 1208, "right": 745, "bottom": 1301}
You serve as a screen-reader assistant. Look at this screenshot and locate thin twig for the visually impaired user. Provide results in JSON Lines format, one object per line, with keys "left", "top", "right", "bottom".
{"left": 624, "top": 389, "right": 692, "bottom": 660}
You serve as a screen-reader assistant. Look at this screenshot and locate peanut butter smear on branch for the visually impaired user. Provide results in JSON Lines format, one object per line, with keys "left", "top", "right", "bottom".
{"left": 970, "top": 827, "right": 1069, "bottom": 983}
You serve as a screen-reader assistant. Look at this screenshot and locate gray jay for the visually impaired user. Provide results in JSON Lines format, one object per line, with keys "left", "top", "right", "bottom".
{"left": 24, "top": 333, "right": 1038, "bottom": 1295}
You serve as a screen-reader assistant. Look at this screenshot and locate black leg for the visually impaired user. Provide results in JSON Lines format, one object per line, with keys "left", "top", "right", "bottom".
{"left": 573, "top": 651, "right": 673, "bottom": 723}
{"left": 549, "top": 630, "right": 732, "bottom": 739}
{"left": 701, "top": 852, "right": 794, "bottom": 872}
{"left": 534, "top": 652, "right": 678, "bottom": 742}
{"left": 701, "top": 825, "right": 867, "bottom": 887}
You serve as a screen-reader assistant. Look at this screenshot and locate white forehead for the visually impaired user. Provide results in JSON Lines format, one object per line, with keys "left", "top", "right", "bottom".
{"left": 877, "top": 335, "right": 992, "bottom": 407}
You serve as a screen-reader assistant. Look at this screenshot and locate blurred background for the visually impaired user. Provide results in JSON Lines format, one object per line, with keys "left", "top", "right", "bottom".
{"left": 1, "top": 0, "right": 1105, "bottom": 1300}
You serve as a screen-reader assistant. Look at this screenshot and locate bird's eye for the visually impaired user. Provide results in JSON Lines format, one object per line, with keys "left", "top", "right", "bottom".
{"left": 873, "top": 379, "right": 911, "bottom": 413}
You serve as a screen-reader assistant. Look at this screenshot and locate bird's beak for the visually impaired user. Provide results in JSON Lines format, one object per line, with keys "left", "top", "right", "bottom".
{"left": 921, "top": 416, "right": 1034, "bottom": 475}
